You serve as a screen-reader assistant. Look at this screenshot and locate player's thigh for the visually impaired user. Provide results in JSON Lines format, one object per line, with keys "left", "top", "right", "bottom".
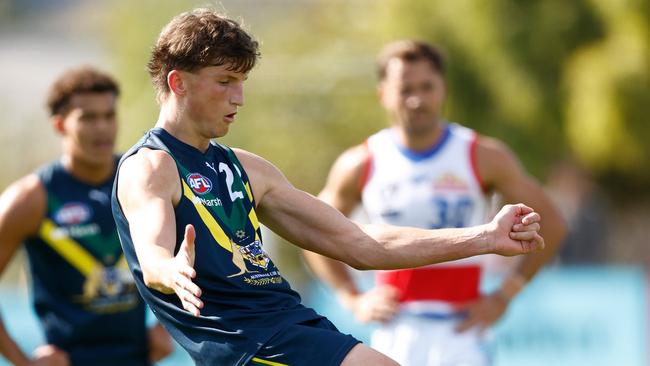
{"left": 341, "top": 344, "right": 399, "bottom": 366}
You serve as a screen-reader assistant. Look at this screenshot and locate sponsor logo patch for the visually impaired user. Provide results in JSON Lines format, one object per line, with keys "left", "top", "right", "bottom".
{"left": 54, "top": 202, "right": 92, "bottom": 225}
{"left": 186, "top": 173, "right": 213, "bottom": 195}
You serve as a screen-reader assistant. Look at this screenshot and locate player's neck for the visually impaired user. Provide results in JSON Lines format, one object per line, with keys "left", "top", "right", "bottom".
{"left": 61, "top": 154, "right": 114, "bottom": 185}
{"left": 156, "top": 103, "right": 211, "bottom": 153}
{"left": 396, "top": 121, "right": 447, "bottom": 152}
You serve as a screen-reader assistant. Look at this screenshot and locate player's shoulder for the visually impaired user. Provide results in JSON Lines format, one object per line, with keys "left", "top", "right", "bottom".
{"left": 2, "top": 173, "right": 45, "bottom": 200}
{"left": 117, "top": 148, "right": 182, "bottom": 198}
{"left": 319, "top": 143, "right": 371, "bottom": 197}
{"left": 332, "top": 143, "right": 372, "bottom": 176}
{"left": 475, "top": 135, "right": 516, "bottom": 161}
{"left": 121, "top": 147, "right": 177, "bottom": 176}
{"left": 0, "top": 173, "right": 46, "bottom": 219}
{"left": 231, "top": 147, "right": 258, "bottom": 162}
{"left": 230, "top": 147, "right": 275, "bottom": 174}
{"left": 474, "top": 134, "right": 524, "bottom": 185}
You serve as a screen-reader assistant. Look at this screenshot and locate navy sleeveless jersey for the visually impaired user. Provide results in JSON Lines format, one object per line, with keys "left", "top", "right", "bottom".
{"left": 23, "top": 158, "right": 149, "bottom": 365}
{"left": 112, "top": 128, "right": 322, "bottom": 366}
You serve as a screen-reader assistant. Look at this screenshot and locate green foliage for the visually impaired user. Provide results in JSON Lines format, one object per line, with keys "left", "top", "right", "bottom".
{"left": 104, "top": 0, "right": 650, "bottom": 196}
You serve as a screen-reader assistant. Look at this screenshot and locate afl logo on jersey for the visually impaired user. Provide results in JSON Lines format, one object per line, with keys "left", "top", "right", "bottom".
{"left": 54, "top": 202, "right": 92, "bottom": 225}
{"left": 187, "top": 173, "right": 213, "bottom": 195}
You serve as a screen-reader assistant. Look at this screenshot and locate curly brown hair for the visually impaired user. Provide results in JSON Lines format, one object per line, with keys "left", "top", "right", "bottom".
{"left": 376, "top": 40, "right": 446, "bottom": 81}
{"left": 147, "top": 8, "right": 261, "bottom": 103}
{"left": 46, "top": 66, "right": 120, "bottom": 117}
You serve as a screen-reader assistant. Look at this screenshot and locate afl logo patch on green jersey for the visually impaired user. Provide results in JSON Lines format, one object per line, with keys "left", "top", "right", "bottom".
{"left": 186, "top": 173, "right": 213, "bottom": 195}
{"left": 54, "top": 202, "right": 92, "bottom": 225}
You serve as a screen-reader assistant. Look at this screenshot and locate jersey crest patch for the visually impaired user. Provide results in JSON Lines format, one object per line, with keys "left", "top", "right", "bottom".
{"left": 433, "top": 173, "right": 470, "bottom": 191}
{"left": 54, "top": 202, "right": 92, "bottom": 225}
{"left": 238, "top": 240, "right": 270, "bottom": 270}
{"left": 186, "top": 173, "right": 213, "bottom": 195}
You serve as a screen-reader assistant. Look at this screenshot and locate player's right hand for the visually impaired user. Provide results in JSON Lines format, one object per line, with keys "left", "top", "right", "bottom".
{"left": 171, "top": 224, "right": 203, "bottom": 316}
{"left": 488, "top": 203, "right": 544, "bottom": 256}
{"left": 350, "top": 285, "right": 400, "bottom": 324}
{"left": 29, "top": 344, "right": 69, "bottom": 366}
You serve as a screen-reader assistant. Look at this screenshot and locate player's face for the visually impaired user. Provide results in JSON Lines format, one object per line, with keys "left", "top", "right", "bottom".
{"left": 58, "top": 92, "right": 117, "bottom": 167}
{"left": 182, "top": 65, "right": 246, "bottom": 139}
{"left": 379, "top": 58, "right": 446, "bottom": 136}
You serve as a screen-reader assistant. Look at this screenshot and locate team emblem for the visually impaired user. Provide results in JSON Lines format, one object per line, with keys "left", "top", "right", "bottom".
{"left": 54, "top": 202, "right": 92, "bottom": 225}
{"left": 238, "top": 241, "right": 270, "bottom": 270}
{"left": 186, "top": 173, "right": 212, "bottom": 195}
{"left": 433, "top": 173, "right": 469, "bottom": 191}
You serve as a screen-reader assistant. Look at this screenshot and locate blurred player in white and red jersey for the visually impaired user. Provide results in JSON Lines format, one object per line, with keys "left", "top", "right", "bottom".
{"left": 303, "top": 40, "right": 567, "bottom": 366}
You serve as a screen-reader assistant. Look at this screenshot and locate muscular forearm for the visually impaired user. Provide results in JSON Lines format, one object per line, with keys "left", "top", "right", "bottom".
{"left": 345, "top": 223, "right": 491, "bottom": 270}
{"left": 140, "top": 255, "right": 176, "bottom": 294}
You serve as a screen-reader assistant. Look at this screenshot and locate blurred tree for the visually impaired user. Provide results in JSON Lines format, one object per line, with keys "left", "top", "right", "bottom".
{"left": 102, "top": 0, "right": 649, "bottom": 198}
{"left": 564, "top": 0, "right": 650, "bottom": 194}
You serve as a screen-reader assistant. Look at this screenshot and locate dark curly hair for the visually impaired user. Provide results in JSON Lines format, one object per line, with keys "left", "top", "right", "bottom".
{"left": 46, "top": 66, "right": 119, "bottom": 117}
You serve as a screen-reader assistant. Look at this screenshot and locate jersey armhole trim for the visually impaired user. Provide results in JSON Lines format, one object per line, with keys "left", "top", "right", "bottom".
{"left": 358, "top": 141, "right": 373, "bottom": 193}
{"left": 470, "top": 133, "right": 488, "bottom": 194}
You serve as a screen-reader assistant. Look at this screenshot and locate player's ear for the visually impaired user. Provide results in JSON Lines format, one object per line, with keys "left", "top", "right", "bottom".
{"left": 168, "top": 70, "right": 187, "bottom": 96}
{"left": 51, "top": 114, "right": 66, "bottom": 135}
{"left": 377, "top": 81, "right": 389, "bottom": 108}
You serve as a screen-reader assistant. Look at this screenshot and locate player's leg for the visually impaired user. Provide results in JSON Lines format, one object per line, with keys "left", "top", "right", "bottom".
{"left": 340, "top": 343, "right": 399, "bottom": 366}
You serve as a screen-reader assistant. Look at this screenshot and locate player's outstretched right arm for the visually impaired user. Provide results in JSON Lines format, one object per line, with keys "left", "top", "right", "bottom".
{"left": 117, "top": 149, "right": 203, "bottom": 316}
{"left": 237, "top": 149, "right": 544, "bottom": 271}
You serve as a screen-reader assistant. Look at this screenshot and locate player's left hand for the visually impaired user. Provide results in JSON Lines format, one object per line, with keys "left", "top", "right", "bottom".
{"left": 30, "top": 344, "right": 70, "bottom": 366}
{"left": 171, "top": 224, "right": 203, "bottom": 316}
{"left": 454, "top": 293, "right": 509, "bottom": 334}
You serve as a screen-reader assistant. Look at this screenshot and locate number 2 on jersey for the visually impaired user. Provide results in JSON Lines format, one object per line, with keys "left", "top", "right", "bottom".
{"left": 218, "top": 163, "right": 244, "bottom": 202}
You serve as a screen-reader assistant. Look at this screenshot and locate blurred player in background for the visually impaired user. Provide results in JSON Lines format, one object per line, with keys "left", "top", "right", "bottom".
{"left": 0, "top": 66, "right": 172, "bottom": 366}
{"left": 111, "top": 9, "right": 545, "bottom": 366}
{"left": 303, "top": 40, "right": 567, "bottom": 366}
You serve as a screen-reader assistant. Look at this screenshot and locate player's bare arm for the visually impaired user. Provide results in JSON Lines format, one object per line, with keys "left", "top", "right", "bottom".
{"left": 301, "top": 145, "right": 401, "bottom": 322}
{"left": 0, "top": 175, "right": 69, "bottom": 366}
{"left": 317, "top": 144, "right": 368, "bottom": 217}
{"left": 117, "top": 149, "right": 203, "bottom": 316}
{"left": 455, "top": 136, "right": 567, "bottom": 333}
{"left": 476, "top": 136, "right": 567, "bottom": 279}
{"left": 147, "top": 323, "right": 174, "bottom": 363}
{"left": 301, "top": 145, "right": 375, "bottom": 305}
{"left": 235, "top": 148, "right": 544, "bottom": 270}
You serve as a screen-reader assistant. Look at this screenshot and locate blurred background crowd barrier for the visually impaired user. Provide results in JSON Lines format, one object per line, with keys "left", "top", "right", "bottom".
{"left": 1, "top": 0, "right": 648, "bottom": 365}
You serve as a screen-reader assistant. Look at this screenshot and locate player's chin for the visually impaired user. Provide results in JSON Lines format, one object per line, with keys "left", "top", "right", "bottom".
{"left": 83, "top": 151, "right": 114, "bottom": 166}
{"left": 213, "top": 125, "right": 230, "bottom": 138}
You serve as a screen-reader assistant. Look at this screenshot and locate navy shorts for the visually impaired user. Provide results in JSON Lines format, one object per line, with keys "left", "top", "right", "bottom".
{"left": 248, "top": 317, "right": 361, "bottom": 366}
